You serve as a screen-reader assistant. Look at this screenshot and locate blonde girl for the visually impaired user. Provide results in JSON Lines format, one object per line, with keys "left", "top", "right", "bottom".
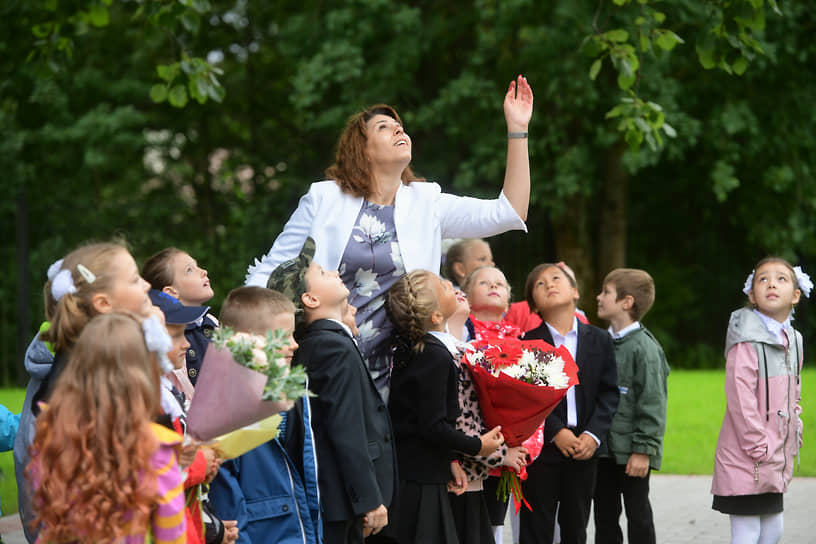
{"left": 29, "top": 312, "right": 186, "bottom": 543}
{"left": 386, "top": 270, "right": 504, "bottom": 544}
{"left": 14, "top": 242, "right": 153, "bottom": 541}
{"left": 711, "top": 257, "right": 810, "bottom": 544}
{"left": 142, "top": 247, "right": 217, "bottom": 386}
{"left": 444, "top": 239, "right": 495, "bottom": 288}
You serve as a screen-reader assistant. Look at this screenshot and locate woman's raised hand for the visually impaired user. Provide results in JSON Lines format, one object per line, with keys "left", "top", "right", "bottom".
{"left": 504, "top": 74, "right": 534, "bottom": 132}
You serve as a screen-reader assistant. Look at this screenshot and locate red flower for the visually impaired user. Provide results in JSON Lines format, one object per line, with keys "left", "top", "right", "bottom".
{"left": 483, "top": 340, "right": 523, "bottom": 368}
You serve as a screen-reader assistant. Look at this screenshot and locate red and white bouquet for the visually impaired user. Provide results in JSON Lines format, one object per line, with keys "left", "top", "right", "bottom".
{"left": 462, "top": 337, "right": 579, "bottom": 510}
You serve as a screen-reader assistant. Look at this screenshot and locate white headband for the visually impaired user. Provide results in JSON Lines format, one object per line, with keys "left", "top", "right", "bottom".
{"left": 743, "top": 265, "right": 812, "bottom": 298}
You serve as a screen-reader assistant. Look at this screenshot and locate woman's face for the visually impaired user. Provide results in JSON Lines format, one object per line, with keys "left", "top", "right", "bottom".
{"left": 364, "top": 114, "right": 412, "bottom": 169}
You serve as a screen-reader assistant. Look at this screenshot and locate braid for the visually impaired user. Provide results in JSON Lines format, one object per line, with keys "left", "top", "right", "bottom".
{"left": 387, "top": 270, "right": 440, "bottom": 356}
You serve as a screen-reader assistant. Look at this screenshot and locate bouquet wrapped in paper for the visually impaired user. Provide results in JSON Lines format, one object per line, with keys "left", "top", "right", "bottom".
{"left": 463, "top": 338, "right": 579, "bottom": 509}
{"left": 186, "top": 327, "right": 311, "bottom": 441}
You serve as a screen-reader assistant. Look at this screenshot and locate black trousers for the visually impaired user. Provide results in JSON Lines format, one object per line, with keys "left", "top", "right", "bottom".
{"left": 519, "top": 456, "right": 597, "bottom": 544}
{"left": 324, "top": 518, "right": 364, "bottom": 544}
{"left": 593, "top": 457, "right": 656, "bottom": 544}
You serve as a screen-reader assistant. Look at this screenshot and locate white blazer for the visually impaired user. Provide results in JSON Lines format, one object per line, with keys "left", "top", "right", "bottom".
{"left": 246, "top": 180, "right": 527, "bottom": 287}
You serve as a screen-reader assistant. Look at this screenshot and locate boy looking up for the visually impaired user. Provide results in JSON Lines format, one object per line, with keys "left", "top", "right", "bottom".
{"left": 519, "top": 263, "right": 619, "bottom": 544}
{"left": 208, "top": 286, "right": 322, "bottom": 544}
{"left": 266, "top": 237, "right": 396, "bottom": 544}
{"left": 593, "top": 268, "right": 669, "bottom": 544}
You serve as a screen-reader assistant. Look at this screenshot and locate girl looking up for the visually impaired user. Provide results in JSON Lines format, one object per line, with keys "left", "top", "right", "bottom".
{"left": 15, "top": 242, "right": 153, "bottom": 542}
{"left": 386, "top": 270, "right": 504, "bottom": 544}
{"left": 142, "top": 247, "right": 218, "bottom": 386}
{"left": 444, "top": 239, "right": 495, "bottom": 288}
{"left": 711, "top": 257, "right": 810, "bottom": 544}
{"left": 28, "top": 312, "right": 186, "bottom": 544}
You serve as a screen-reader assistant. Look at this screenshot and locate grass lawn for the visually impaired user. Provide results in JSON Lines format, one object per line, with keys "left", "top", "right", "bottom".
{"left": 0, "top": 368, "right": 813, "bottom": 514}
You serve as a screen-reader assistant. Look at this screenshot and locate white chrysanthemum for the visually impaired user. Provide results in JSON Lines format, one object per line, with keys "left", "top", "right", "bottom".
{"left": 391, "top": 242, "right": 405, "bottom": 276}
{"left": 466, "top": 351, "right": 485, "bottom": 365}
{"left": 500, "top": 364, "right": 526, "bottom": 380}
{"left": 548, "top": 370, "right": 571, "bottom": 389}
{"left": 354, "top": 268, "right": 380, "bottom": 297}
{"left": 518, "top": 349, "right": 538, "bottom": 369}
{"left": 357, "top": 320, "right": 380, "bottom": 341}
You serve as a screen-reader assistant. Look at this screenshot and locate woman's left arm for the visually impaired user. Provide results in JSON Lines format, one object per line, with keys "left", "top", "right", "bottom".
{"left": 502, "top": 75, "right": 534, "bottom": 221}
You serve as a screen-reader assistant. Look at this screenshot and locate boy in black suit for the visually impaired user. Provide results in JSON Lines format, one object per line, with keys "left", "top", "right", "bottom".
{"left": 266, "top": 237, "right": 396, "bottom": 544}
{"left": 519, "top": 263, "right": 619, "bottom": 544}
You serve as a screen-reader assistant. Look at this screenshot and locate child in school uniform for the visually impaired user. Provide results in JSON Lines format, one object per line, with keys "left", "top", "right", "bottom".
{"left": 143, "top": 247, "right": 218, "bottom": 385}
{"left": 519, "top": 263, "right": 619, "bottom": 544}
{"left": 209, "top": 285, "right": 322, "bottom": 544}
{"left": 386, "top": 269, "right": 505, "bottom": 544}
{"left": 711, "top": 257, "right": 809, "bottom": 544}
{"left": 593, "top": 269, "right": 669, "bottom": 544}
{"left": 266, "top": 237, "right": 396, "bottom": 544}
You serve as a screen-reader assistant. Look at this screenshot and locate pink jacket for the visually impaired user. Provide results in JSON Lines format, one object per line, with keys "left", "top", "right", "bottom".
{"left": 711, "top": 308, "right": 803, "bottom": 497}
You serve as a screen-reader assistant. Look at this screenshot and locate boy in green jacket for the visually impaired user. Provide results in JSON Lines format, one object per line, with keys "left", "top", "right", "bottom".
{"left": 593, "top": 268, "right": 669, "bottom": 544}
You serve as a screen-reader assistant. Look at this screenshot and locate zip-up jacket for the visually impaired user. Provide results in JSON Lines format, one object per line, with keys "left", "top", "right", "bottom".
{"left": 711, "top": 308, "right": 803, "bottom": 497}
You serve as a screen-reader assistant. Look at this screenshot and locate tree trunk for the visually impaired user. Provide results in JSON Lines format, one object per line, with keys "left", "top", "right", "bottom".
{"left": 553, "top": 194, "right": 596, "bottom": 321}
{"left": 597, "top": 142, "right": 628, "bottom": 283}
{"left": 16, "top": 187, "right": 30, "bottom": 387}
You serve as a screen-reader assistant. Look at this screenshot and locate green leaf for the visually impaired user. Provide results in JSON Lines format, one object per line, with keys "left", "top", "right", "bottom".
{"left": 696, "top": 45, "right": 716, "bottom": 69}
{"left": 168, "top": 84, "right": 188, "bottom": 108}
{"left": 640, "top": 33, "right": 651, "bottom": 52}
{"left": 662, "top": 123, "right": 677, "bottom": 138}
{"left": 732, "top": 56, "right": 748, "bottom": 75}
{"left": 650, "top": 10, "right": 666, "bottom": 24}
{"left": 156, "top": 63, "right": 179, "bottom": 83}
{"left": 604, "top": 29, "right": 629, "bottom": 43}
{"left": 32, "top": 23, "right": 53, "bottom": 39}
{"left": 634, "top": 117, "right": 651, "bottom": 133}
{"left": 206, "top": 81, "right": 226, "bottom": 103}
{"left": 88, "top": 5, "right": 109, "bottom": 27}
{"left": 180, "top": 13, "right": 201, "bottom": 34}
{"left": 606, "top": 105, "right": 624, "bottom": 119}
{"left": 589, "top": 58, "right": 602, "bottom": 80}
{"left": 149, "top": 84, "right": 168, "bottom": 103}
{"left": 655, "top": 30, "right": 684, "bottom": 51}
{"left": 612, "top": 0, "right": 628, "bottom": 5}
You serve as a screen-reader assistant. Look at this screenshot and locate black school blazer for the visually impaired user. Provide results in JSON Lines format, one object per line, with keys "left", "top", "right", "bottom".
{"left": 524, "top": 320, "right": 619, "bottom": 463}
{"left": 293, "top": 319, "right": 397, "bottom": 522}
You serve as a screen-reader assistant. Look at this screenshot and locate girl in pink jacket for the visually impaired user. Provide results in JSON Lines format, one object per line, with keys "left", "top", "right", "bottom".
{"left": 711, "top": 257, "right": 811, "bottom": 544}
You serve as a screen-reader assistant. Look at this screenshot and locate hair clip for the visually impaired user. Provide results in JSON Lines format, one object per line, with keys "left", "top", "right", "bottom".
{"left": 794, "top": 266, "right": 812, "bottom": 298}
{"left": 742, "top": 270, "right": 755, "bottom": 296}
{"left": 51, "top": 269, "right": 77, "bottom": 302}
{"left": 142, "top": 315, "right": 174, "bottom": 374}
{"left": 47, "top": 259, "right": 65, "bottom": 281}
{"left": 76, "top": 264, "right": 96, "bottom": 285}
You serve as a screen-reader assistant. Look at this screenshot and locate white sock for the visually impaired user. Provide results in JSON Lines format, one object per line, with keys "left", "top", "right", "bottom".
{"left": 730, "top": 514, "right": 760, "bottom": 544}
{"left": 758, "top": 512, "right": 783, "bottom": 544}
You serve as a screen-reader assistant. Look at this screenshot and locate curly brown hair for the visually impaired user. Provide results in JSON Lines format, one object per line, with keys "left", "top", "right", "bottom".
{"left": 325, "top": 104, "right": 423, "bottom": 198}
{"left": 29, "top": 312, "right": 164, "bottom": 543}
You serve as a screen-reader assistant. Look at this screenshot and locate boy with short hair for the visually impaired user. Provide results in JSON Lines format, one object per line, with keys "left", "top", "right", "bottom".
{"left": 266, "top": 237, "right": 396, "bottom": 544}
{"left": 148, "top": 289, "right": 238, "bottom": 544}
{"left": 593, "top": 268, "right": 669, "bottom": 544}
{"left": 208, "top": 285, "right": 322, "bottom": 544}
{"left": 519, "top": 263, "right": 619, "bottom": 544}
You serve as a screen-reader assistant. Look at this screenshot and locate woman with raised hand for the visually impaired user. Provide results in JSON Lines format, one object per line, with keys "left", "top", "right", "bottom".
{"left": 247, "top": 75, "right": 533, "bottom": 399}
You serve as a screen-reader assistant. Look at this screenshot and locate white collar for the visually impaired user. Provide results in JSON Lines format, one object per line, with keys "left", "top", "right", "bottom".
{"left": 429, "top": 330, "right": 461, "bottom": 356}
{"left": 328, "top": 318, "right": 355, "bottom": 339}
{"left": 545, "top": 315, "right": 579, "bottom": 341}
{"left": 753, "top": 308, "right": 792, "bottom": 345}
{"left": 608, "top": 321, "right": 641, "bottom": 339}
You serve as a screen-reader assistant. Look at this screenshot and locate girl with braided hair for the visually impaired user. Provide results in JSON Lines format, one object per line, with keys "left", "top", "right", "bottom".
{"left": 386, "top": 270, "right": 504, "bottom": 544}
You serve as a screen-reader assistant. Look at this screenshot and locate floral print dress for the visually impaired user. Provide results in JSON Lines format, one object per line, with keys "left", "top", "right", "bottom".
{"left": 339, "top": 201, "right": 406, "bottom": 399}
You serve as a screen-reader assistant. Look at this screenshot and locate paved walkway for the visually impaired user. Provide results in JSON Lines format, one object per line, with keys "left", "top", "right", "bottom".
{"left": 2, "top": 475, "right": 815, "bottom": 543}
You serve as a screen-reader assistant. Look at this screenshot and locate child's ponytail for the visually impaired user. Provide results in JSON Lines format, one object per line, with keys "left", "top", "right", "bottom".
{"left": 387, "top": 270, "right": 439, "bottom": 355}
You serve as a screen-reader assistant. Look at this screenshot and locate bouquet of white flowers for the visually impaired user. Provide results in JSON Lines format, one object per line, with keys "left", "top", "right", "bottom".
{"left": 186, "top": 327, "right": 311, "bottom": 441}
